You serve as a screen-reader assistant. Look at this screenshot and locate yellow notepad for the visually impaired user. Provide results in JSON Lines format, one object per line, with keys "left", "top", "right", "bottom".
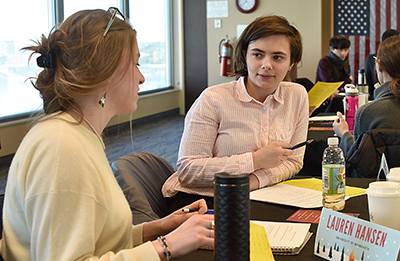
{"left": 250, "top": 222, "right": 275, "bottom": 261}
{"left": 281, "top": 178, "right": 366, "bottom": 198}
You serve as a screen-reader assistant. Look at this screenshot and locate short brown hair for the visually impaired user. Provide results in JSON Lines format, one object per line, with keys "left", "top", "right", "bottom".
{"left": 329, "top": 36, "right": 350, "bottom": 49}
{"left": 23, "top": 9, "right": 136, "bottom": 116}
{"left": 233, "top": 15, "right": 302, "bottom": 78}
{"left": 377, "top": 35, "right": 400, "bottom": 96}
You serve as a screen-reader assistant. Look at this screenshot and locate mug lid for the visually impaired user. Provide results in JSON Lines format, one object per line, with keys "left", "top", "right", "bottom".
{"left": 366, "top": 181, "right": 400, "bottom": 195}
{"left": 214, "top": 172, "right": 249, "bottom": 186}
{"left": 389, "top": 167, "right": 400, "bottom": 177}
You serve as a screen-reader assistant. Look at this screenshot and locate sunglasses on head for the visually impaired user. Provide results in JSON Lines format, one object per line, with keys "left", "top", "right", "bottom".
{"left": 103, "top": 7, "right": 126, "bottom": 37}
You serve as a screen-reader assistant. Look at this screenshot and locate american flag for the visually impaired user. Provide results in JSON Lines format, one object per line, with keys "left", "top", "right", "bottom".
{"left": 334, "top": 0, "right": 400, "bottom": 83}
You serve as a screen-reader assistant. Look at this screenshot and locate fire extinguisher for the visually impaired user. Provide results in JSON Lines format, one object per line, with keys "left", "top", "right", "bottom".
{"left": 219, "top": 35, "right": 232, "bottom": 77}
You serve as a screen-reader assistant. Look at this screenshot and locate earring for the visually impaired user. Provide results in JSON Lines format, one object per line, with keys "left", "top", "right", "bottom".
{"left": 99, "top": 92, "right": 107, "bottom": 107}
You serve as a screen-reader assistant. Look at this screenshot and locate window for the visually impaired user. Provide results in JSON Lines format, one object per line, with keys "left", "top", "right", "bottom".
{"left": 0, "top": 0, "right": 49, "bottom": 119}
{"left": 0, "top": 0, "right": 172, "bottom": 120}
{"left": 129, "top": 0, "right": 172, "bottom": 93}
{"left": 64, "top": 1, "right": 120, "bottom": 18}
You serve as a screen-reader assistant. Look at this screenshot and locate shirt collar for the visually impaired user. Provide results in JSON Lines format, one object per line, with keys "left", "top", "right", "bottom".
{"left": 50, "top": 111, "right": 106, "bottom": 150}
{"left": 374, "top": 81, "right": 393, "bottom": 100}
{"left": 237, "top": 76, "right": 285, "bottom": 105}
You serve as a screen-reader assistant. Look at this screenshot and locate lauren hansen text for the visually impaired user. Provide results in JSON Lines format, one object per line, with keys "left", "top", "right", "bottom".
{"left": 326, "top": 214, "right": 387, "bottom": 247}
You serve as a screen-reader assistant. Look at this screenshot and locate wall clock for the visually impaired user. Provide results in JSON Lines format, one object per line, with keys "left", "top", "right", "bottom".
{"left": 236, "top": 0, "right": 258, "bottom": 13}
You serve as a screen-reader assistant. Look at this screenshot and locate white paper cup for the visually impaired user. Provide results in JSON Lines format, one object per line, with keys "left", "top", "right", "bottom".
{"left": 386, "top": 167, "right": 400, "bottom": 183}
{"left": 366, "top": 181, "right": 400, "bottom": 230}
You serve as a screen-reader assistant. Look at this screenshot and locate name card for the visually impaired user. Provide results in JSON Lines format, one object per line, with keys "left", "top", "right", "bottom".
{"left": 314, "top": 208, "right": 400, "bottom": 261}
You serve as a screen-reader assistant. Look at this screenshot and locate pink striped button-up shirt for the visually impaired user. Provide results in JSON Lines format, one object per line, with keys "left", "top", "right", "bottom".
{"left": 162, "top": 77, "right": 309, "bottom": 197}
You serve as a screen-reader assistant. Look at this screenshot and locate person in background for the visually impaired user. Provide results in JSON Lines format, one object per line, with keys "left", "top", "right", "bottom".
{"left": 333, "top": 35, "right": 400, "bottom": 155}
{"left": 162, "top": 15, "right": 309, "bottom": 211}
{"left": 364, "top": 29, "right": 400, "bottom": 100}
{"left": 0, "top": 8, "right": 214, "bottom": 261}
{"left": 314, "top": 36, "right": 352, "bottom": 114}
{"left": 315, "top": 36, "right": 352, "bottom": 90}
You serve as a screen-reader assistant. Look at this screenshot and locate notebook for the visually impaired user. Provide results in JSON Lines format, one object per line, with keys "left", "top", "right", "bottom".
{"left": 251, "top": 220, "right": 312, "bottom": 255}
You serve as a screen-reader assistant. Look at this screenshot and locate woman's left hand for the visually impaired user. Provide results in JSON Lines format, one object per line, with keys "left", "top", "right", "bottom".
{"left": 333, "top": 111, "right": 349, "bottom": 138}
{"left": 143, "top": 199, "right": 210, "bottom": 242}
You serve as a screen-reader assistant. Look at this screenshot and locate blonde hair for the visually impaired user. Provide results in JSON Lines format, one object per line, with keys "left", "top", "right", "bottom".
{"left": 23, "top": 9, "right": 137, "bottom": 118}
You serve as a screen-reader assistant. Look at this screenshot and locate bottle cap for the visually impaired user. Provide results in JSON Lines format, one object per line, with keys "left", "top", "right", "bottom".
{"left": 345, "top": 84, "right": 359, "bottom": 94}
{"left": 327, "top": 137, "right": 339, "bottom": 145}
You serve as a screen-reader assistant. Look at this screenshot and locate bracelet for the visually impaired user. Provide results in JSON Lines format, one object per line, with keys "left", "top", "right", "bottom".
{"left": 157, "top": 235, "right": 171, "bottom": 261}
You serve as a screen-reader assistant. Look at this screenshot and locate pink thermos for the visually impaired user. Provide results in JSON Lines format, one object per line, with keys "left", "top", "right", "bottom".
{"left": 344, "top": 84, "right": 359, "bottom": 134}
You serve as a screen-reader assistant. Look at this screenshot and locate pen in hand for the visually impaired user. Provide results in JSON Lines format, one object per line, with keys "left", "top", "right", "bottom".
{"left": 289, "top": 139, "right": 314, "bottom": 150}
{"left": 182, "top": 208, "right": 214, "bottom": 214}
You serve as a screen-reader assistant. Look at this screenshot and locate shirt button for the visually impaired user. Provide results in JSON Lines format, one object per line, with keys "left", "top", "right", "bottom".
{"left": 263, "top": 128, "right": 267, "bottom": 132}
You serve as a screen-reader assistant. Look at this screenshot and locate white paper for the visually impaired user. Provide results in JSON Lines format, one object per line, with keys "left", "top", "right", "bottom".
{"left": 308, "top": 115, "right": 338, "bottom": 122}
{"left": 251, "top": 220, "right": 311, "bottom": 250}
{"left": 207, "top": 1, "right": 228, "bottom": 18}
{"left": 250, "top": 183, "right": 323, "bottom": 208}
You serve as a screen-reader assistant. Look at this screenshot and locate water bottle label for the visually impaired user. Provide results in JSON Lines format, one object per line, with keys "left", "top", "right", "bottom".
{"left": 322, "top": 166, "right": 345, "bottom": 195}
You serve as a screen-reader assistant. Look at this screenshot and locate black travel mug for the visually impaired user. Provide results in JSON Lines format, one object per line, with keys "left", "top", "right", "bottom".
{"left": 214, "top": 172, "right": 250, "bottom": 261}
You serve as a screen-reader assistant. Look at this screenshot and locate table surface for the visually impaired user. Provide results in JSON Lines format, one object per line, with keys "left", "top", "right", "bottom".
{"left": 177, "top": 178, "right": 371, "bottom": 261}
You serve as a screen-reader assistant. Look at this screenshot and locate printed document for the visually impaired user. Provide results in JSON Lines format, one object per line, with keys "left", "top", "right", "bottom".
{"left": 308, "top": 81, "right": 344, "bottom": 109}
{"left": 250, "top": 183, "right": 323, "bottom": 208}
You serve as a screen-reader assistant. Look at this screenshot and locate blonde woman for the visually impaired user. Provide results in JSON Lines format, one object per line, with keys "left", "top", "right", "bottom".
{"left": 0, "top": 8, "right": 214, "bottom": 261}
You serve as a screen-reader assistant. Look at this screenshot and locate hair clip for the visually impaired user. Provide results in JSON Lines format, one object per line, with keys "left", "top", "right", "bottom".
{"left": 37, "top": 53, "right": 55, "bottom": 68}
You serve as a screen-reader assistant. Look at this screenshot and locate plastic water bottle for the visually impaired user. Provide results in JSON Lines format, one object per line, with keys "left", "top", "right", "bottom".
{"left": 322, "top": 137, "right": 345, "bottom": 211}
{"left": 344, "top": 84, "right": 359, "bottom": 134}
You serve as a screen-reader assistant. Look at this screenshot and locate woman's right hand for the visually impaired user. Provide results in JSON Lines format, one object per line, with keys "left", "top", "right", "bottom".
{"left": 333, "top": 111, "right": 349, "bottom": 138}
{"left": 155, "top": 214, "right": 214, "bottom": 259}
{"left": 252, "top": 142, "right": 293, "bottom": 170}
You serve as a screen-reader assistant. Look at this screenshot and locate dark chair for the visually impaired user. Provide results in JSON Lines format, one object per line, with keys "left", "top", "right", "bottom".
{"left": 0, "top": 193, "right": 3, "bottom": 239}
{"left": 111, "top": 152, "right": 175, "bottom": 224}
{"left": 0, "top": 193, "right": 4, "bottom": 261}
{"left": 297, "top": 139, "right": 327, "bottom": 177}
{"left": 293, "top": 77, "right": 314, "bottom": 92}
{"left": 345, "top": 129, "right": 400, "bottom": 178}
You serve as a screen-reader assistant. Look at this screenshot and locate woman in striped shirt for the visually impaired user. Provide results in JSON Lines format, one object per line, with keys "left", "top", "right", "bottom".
{"left": 163, "top": 15, "right": 309, "bottom": 211}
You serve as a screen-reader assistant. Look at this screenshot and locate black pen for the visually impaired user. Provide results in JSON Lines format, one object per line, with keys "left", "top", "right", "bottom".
{"left": 182, "top": 208, "right": 214, "bottom": 214}
{"left": 289, "top": 139, "right": 314, "bottom": 150}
